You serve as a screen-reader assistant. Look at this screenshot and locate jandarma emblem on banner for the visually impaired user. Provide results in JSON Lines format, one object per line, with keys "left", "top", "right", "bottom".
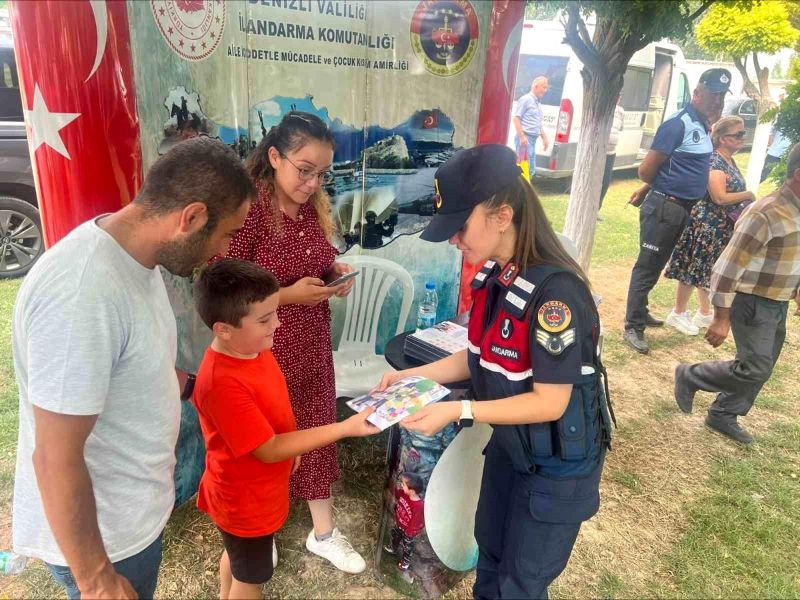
{"left": 151, "top": 0, "right": 226, "bottom": 62}
{"left": 410, "top": 0, "right": 479, "bottom": 77}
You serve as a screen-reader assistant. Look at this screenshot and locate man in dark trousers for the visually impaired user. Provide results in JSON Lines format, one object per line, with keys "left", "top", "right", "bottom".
{"left": 674, "top": 143, "right": 800, "bottom": 444}
{"left": 623, "top": 69, "right": 731, "bottom": 354}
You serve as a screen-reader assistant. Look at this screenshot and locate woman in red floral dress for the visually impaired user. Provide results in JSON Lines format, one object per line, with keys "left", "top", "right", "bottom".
{"left": 225, "top": 112, "right": 366, "bottom": 573}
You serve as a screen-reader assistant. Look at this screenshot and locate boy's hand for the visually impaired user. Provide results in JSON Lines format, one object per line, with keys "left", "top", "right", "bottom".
{"left": 292, "top": 455, "right": 301, "bottom": 475}
{"left": 374, "top": 370, "right": 406, "bottom": 392}
{"left": 341, "top": 408, "right": 380, "bottom": 438}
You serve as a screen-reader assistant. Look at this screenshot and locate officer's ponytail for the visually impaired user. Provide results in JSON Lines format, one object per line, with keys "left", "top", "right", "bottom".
{"left": 482, "top": 176, "right": 590, "bottom": 287}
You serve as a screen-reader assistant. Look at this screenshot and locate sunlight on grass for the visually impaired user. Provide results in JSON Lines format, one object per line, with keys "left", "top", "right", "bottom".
{"left": 656, "top": 421, "right": 800, "bottom": 598}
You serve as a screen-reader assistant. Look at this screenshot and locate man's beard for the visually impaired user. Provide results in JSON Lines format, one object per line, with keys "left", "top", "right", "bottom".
{"left": 154, "top": 229, "right": 210, "bottom": 277}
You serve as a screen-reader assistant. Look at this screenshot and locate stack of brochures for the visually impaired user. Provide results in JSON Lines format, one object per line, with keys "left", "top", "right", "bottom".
{"left": 346, "top": 376, "right": 450, "bottom": 430}
{"left": 403, "top": 320, "right": 469, "bottom": 363}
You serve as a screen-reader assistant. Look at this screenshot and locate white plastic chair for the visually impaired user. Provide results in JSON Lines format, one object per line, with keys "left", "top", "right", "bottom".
{"left": 333, "top": 255, "right": 415, "bottom": 399}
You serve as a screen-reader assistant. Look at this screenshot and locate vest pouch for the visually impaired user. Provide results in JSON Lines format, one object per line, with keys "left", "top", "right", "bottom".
{"left": 558, "top": 387, "right": 587, "bottom": 461}
{"left": 597, "top": 374, "right": 613, "bottom": 450}
{"left": 529, "top": 422, "right": 554, "bottom": 458}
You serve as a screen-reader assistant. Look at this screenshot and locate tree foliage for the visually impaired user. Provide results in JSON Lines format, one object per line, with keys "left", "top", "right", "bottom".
{"left": 697, "top": 1, "right": 797, "bottom": 114}
{"left": 696, "top": 2, "right": 798, "bottom": 58}
{"left": 555, "top": 0, "right": 718, "bottom": 81}
{"left": 525, "top": 1, "right": 560, "bottom": 22}
{"left": 763, "top": 57, "right": 800, "bottom": 182}
{"left": 548, "top": 0, "right": 734, "bottom": 268}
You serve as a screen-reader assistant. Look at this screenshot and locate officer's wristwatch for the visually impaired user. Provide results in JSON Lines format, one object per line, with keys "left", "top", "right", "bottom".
{"left": 181, "top": 373, "right": 196, "bottom": 401}
{"left": 459, "top": 399, "right": 474, "bottom": 428}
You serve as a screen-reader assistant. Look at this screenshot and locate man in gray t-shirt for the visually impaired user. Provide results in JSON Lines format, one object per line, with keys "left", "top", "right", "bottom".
{"left": 12, "top": 138, "right": 253, "bottom": 599}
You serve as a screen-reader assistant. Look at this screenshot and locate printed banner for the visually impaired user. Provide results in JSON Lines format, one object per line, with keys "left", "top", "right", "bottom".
{"left": 129, "top": 0, "right": 497, "bottom": 349}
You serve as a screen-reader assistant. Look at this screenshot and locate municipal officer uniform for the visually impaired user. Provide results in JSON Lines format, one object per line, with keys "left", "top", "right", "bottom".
{"left": 625, "top": 69, "right": 731, "bottom": 341}
{"left": 420, "top": 145, "right": 614, "bottom": 600}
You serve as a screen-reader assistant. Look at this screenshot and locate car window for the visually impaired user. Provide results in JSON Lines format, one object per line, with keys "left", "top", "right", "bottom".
{"left": 723, "top": 97, "right": 741, "bottom": 116}
{"left": 740, "top": 100, "right": 756, "bottom": 116}
{"left": 620, "top": 66, "right": 653, "bottom": 112}
{"left": 514, "top": 54, "right": 568, "bottom": 106}
{"left": 0, "top": 47, "right": 22, "bottom": 121}
{"left": 676, "top": 73, "right": 689, "bottom": 111}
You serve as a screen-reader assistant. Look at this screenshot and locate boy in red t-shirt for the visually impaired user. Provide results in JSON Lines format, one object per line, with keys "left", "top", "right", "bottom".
{"left": 192, "top": 259, "right": 378, "bottom": 599}
{"left": 384, "top": 472, "right": 426, "bottom": 572}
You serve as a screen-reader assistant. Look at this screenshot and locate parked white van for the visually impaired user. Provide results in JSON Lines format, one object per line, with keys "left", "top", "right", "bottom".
{"left": 508, "top": 19, "right": 692, "bottom": 178}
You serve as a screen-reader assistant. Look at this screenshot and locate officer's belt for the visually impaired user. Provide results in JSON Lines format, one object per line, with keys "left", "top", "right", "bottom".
{"left": 650, "top": 190, "right": 699, "bottom": 206}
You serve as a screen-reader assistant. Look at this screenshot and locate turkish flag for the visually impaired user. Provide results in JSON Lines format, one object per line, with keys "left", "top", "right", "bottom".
{"left": 431, "top": 30, "right": 460, "bottom": 46}
{"left": 10, "top": 0, "right": 141, "bottom": 247}
{"left": 422, "top": 110, "right": 439, "bottom": 129}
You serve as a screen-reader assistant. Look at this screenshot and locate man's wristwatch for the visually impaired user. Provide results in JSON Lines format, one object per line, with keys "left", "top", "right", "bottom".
{"left": 458, "top": 399, "right": 474, "bottom": 428}
{"left": 181, "top": 373, "right": 196, "bottom": 401}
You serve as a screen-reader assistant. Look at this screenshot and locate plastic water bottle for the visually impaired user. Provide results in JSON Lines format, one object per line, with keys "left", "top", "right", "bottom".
{"left": 416, "top": 282, "right": 438, "bottom": 331}
{"left": 0, "top": 551, "right": 27, "bottom": 575}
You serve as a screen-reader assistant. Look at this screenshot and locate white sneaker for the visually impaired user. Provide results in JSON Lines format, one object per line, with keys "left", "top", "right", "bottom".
{"left": 665, "top": 310, "right": 700, "bottom": 335}
{"left": 273, "top": 541, "right": 278, "bottom": 569}
{"left": 305, "top": 528, "right": 366, "bottom": 574}
{"left": 691, "top": 310, "right": 713, "bottom": 329}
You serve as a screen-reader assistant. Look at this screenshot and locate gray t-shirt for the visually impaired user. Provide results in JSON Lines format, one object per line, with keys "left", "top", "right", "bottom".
{"left": 12, "top": 219, "right": 181, "bottom": 565}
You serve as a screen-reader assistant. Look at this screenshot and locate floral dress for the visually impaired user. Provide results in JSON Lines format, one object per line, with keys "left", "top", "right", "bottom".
{"left": 226, "top": 180, "right": 340, "bottom": 500}
{"left": 665, "top": 151, "right": 749, "bottom": 288}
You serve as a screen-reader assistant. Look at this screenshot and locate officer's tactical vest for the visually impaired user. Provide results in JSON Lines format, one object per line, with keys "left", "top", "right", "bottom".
{"left": 467, "top": 260, "right": 614, "bottom": 480}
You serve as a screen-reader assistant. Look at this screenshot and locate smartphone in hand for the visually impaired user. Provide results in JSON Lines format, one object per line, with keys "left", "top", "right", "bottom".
{"left": 325, "top": 271, "right": 360, "bottom": 287}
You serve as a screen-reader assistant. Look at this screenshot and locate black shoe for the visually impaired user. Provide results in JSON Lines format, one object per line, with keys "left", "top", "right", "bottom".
{"left": 623, "top": 328, "right": 649, "bottom": 354}
{"left": 705, "top": 414, "right": 754, "bottom": 444}
{"left": 674, "top": 364, "right": 696, "bottom": 413}
{"left": 645, "top": 313, "right": 664, "bottom": 327}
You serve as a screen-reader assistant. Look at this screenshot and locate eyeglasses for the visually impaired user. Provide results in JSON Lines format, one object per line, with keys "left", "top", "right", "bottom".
{"left": 280, "top": 153, "right": 335, "bottom": 185}
{"left": 724, "top": 131, "right": 747, "bottom": 140}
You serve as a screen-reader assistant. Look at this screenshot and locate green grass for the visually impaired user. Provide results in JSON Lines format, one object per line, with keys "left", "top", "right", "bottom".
{"left": 0, "top": 280, "right": 21, "bottom": 460}
{"left": 654, "top": 421, "right": 800, "bottom": 598}
{"left": 609, "top": 469, "right": 643, "bottom": 492}
{"left": 0, "top": 164, "right": 796, "bottom": 599}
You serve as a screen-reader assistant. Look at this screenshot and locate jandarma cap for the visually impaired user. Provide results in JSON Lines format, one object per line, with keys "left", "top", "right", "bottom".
{"left": 420, "top": 144, "right": 522, "bottom": 242}
{"left": 699, "top": 68, "right": 732, "bottom": 94}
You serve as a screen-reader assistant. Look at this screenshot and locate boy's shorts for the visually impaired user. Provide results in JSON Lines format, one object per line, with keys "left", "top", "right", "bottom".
{"left": 219, "top": 528, "right": 275, "bottom": 584}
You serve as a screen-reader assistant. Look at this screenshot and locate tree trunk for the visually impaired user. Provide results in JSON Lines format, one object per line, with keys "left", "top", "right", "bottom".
{"left": 563, "top": 67, "right": 621, "bottom": 270}
{"left": 744, "top": 52, "right": 776, "bottom": 193}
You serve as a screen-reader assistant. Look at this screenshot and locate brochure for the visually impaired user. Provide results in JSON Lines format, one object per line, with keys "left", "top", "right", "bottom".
{"left": 346, "top": 376, "right": 450, "bottom": 430}
{"left": 404, "top": 320, "right": 469, "bottom": 362}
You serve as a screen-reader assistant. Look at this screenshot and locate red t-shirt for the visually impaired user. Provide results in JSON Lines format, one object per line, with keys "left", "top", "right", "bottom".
{"left": 193, "top": 347, "right": 297, "bottom": 536}
{"left": 395, "top": 487, "right": 425, "bottom": 537}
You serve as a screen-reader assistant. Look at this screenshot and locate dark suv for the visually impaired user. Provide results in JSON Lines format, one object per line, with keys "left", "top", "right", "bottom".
{"left": 0, "top": 30, "right": 43, "bottom": 279}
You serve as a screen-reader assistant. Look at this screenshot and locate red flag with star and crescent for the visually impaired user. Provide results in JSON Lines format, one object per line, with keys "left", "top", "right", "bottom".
{"left": 422, "top": 110, "right": 439, "bottom": 129}
{"left": 10, "top": 0, "right": 142, "bottom": 247}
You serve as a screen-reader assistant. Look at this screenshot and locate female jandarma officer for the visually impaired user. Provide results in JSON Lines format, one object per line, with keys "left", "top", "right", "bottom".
{"left": 377, "top": 144, "right": 613, "bottom": 599}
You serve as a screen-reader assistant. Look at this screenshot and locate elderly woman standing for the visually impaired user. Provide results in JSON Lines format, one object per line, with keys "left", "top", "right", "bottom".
{"left": 664, "top": 116, "right": 755, "bottom": 333}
